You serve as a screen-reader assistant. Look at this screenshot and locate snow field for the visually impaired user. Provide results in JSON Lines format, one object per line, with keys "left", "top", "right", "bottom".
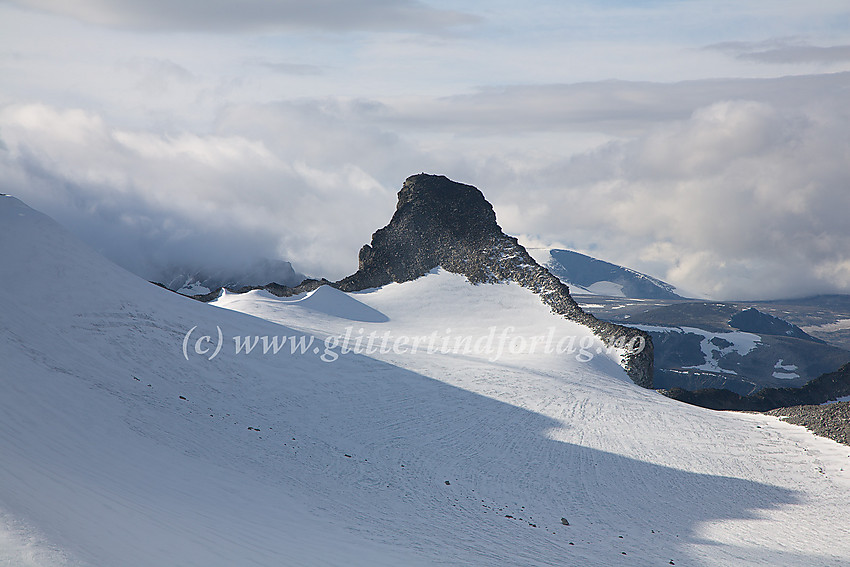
{"left": 2, "top": 195, "right": 850, "bottom": 566}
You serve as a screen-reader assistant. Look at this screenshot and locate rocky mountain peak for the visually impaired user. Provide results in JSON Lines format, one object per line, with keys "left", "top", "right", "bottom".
{"left": 336, "top": 174, "right": 502, "bottom": 290}
{"left": 394, "top": 173, "right": 499, "bottom": 236}
{"left": 335, "top": 173, "right": 654, "bottom": 388}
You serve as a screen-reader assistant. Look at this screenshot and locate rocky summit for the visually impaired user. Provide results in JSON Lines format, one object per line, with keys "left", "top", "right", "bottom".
{"left": 337, "top": 173, "right": 654, "bottom": 388}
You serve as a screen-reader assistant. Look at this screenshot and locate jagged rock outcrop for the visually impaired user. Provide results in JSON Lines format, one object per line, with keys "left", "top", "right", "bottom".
{"left": 337, "top": 174, "right": 653, "bottom": 388}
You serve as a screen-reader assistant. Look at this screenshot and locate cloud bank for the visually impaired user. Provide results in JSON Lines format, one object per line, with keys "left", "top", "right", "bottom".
{"left": 3, "top": 70, "right": 849, "bottom": 299}
{"left": 0, "top": 103, "right": 396, "bottom": 281}
{"left": 3, "top": 1, "right": 850, "bottom": 299}
{"left": 707, "top": 39, "right": 850, "bottom": 65}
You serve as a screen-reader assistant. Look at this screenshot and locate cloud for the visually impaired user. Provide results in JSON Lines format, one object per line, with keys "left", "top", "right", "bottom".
{"left": 3, "top": 1, "right": 850, "bottom": 303}
{"left": 0, "top": 102, "right": 398, "bottom": 281}
{"left": 325, "top": 73, "right": 850, "bottom": 300}
{"left": 4, "top": 0, "right": 478, "bottom": 33}
{"left": 374, "top": 72, "right": 850, "bottom": 136}
{"left": 2, "top": 70, "right": 850, "bottom": 300}
{"left": 117, "top": 57, "right": 196, "bottom": 95}
{"left": 257, "top": 60, "right": 325, "bottom": 76}
{"left": 474, "top": 96, "right": 850, "bottom": 300}
{"left": 706, "top": 39, "right": 850, "bottom": 65}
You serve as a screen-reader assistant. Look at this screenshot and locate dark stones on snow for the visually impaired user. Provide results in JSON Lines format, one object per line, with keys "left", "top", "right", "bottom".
{"left": 767, "top": 401, "right": 850, "bottom": 446}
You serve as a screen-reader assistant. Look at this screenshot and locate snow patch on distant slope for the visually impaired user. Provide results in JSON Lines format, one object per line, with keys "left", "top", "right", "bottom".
{"left": 773, "top": 359, "right": 800, "bottom": 380}
{"left": 684, "top": 327, "right": 760, "bottom": 374}
{"left": 585, "top": 281, "right": 625, "bottom": 297}
{"left": 634, "top": 324, "right": 761, "bottom": 375}
{"left": 177, "top": 282, "right": 212, "bottom": 296}
{"left": 803, "top": 319, "right": 850, "bottom": 333}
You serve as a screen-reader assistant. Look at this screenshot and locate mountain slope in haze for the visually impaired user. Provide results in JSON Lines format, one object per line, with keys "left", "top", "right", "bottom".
{"left": 157, "top": 258, "right": 305, "bottom": 296}
{"left": 535, "top": 248, "right": 684, "bottom": 299}
{"left": 4, "top": 194, "right": 850, "bottom": 566}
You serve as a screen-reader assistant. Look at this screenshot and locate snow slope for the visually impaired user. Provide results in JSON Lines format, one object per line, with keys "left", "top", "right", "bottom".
{"left": 3, "top": 194, "right": 850, "bottom": 566}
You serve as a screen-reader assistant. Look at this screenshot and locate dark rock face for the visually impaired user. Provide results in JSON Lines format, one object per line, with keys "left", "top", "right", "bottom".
{"left": 336, "top": 174, "right": 503, "bottom": 290}
{"left": 337, "top": 174, "right": 654, "bottom": 388}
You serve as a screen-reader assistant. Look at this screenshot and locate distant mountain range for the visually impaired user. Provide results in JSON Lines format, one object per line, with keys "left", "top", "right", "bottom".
{"left": 524, "top": 247, "right": 850, "bottom": 397}
{"left": 578, "top": 294, "right": 850, "bottom": 399}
